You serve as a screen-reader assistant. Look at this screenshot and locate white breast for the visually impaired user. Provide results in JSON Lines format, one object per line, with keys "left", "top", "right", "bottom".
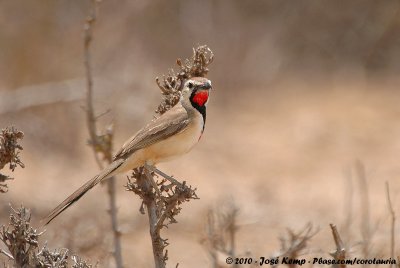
{"left": 147, "top": 114, "right": 204, "bottom": 163}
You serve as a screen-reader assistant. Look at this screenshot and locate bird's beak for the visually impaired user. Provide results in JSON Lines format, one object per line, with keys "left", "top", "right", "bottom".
{"left": 201, "top": 81, "right": 212, "bottom": 90}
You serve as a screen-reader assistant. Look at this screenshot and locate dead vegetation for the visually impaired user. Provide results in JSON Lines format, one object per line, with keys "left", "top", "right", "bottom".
{"left": 2, "top": 1, "right": 400, "bottom": 267}
{"left": 126, "top": 168, "right": 199, "bottom": 268}
{"left": 329, "top": 224, "right": 346, "bottom": 268}
{"left": 198, "top": 161, "right": 398, "bottom": 268}
{"left": 200, "top": 201, "right": 240, "bottom": 268}
{"left": 0, "top": 206, "right": 93, "bottom": 267}
{"left": 123, "top": 45, "right": 213, "bottom": 268}
{"left": 82, "top": 1, "right": 122, "bottom": 267}
{"left": 81, "top": 3, "right": 214, "bottom": 267}
{"left": 0, "top": 127, "right": 24, "bottom": 193}
{"left": 277, "top": 223, "right": 318, "bottom": 267}
{"left": 155, "top": 45, "right": 214, "bottom": 115}
{"left": 0, "top": 2, "right": 215, "bottom": 266}
{"left": 81, "top": 1, "right": 214, "bottom": 266}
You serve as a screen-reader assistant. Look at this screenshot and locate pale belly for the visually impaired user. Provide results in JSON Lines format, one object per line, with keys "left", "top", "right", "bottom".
{"left": 119, "top": 117, "right": 204, "bottom": 172}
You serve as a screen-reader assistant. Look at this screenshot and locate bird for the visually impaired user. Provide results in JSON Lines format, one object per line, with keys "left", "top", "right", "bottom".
{"left": 43, "top": 77, "right": 212, "bottom": 225}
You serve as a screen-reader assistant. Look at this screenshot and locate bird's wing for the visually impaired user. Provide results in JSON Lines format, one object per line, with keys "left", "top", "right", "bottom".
{"left": 113, "top": 104, "right": 190, "bottom": 161}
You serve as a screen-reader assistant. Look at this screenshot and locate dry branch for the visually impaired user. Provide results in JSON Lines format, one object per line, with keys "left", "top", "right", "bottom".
{"left": 0, "top": 126, "right": 24, "bottom": 193}
{"left": 71, "top": 255, "right": 95, "bottom": 268}
{"left": 84, "top": 0, "right": 111, "bottom": 168}
{"left": 0, "top": 206, "right": 39, "bottom": 266}
{"left": 0, "top": 206, "right": 94, "bottom": 267}
{"left": 342, "top": 167, "right": 354, "bottom": 240}
{"left": 156, "top": 45, "right": 214, "bottom": 115}
{"left": 126, "top": 167, "right": 198, "bottom": 268}
{"left": 354, "top": 160, "right": 370, "bottom": 259}
{"left": 125, "top": 45, "right": 213, "bottom": 267}
{"left": 82, "top": 1, "right": 123, "bottom": 267}
{"left": 329, "top": 224, "right": 346, "bottom": 268}
{"left": 386, "top": 182, "right": 396, "bottom": 268}
{"left": 200, "top": 201, "right": 240, "bottom": 268}
{"left": 278, "top": 223, "right": 318, "bottom": 268}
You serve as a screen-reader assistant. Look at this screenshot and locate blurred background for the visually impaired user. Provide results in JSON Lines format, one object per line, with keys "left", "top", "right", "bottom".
{"left": 2, "top": 0, "right": 400, "bottom": 266}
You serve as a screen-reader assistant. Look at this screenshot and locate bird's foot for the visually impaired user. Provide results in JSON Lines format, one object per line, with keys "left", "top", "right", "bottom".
{"left": 144, "top": 164, "right": 182, "bottom": 187}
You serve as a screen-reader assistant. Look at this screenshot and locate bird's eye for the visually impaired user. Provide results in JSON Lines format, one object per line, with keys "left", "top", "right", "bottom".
{"left": 187, "top": 82, "right": 194, "bottom": 89}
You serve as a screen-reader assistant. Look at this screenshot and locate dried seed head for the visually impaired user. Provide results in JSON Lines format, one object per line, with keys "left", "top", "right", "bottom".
{"left": 156, "top": 45, "right": 214, "bottom": 115}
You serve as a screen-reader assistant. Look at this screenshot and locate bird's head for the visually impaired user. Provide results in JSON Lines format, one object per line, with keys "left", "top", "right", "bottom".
{"left": 181, "top": 77, "right": 212, "bottom": 109}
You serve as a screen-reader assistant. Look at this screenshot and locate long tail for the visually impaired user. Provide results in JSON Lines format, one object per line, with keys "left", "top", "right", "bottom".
{"left": 43, "top": 159, "right": 125, "bottom": 225}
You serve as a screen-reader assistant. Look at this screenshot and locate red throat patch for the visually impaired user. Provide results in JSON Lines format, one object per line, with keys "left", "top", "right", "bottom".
{"left": 192, "top": 91, "right": 209, "bottom": 106}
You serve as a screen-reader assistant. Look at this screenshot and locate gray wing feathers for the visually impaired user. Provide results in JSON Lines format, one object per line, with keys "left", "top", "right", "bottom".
{"left": 113, "top": 105, "right": 189, "bottom": 160}
{"left": 43, "top": 159, "right": 125, "bottom": 225}
{"left": 44, "top": 105, "right": 189, "bottom": 225}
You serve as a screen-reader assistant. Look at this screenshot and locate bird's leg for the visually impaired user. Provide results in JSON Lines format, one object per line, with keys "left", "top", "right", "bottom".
{"left": 144, "top": 164, "right": 182, "bottom": 186}
{"left": 144, "top": 163, "right": 161, "bottom": 196}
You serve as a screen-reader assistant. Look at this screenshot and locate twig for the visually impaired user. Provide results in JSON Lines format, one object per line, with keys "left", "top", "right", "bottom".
{"left": 125, "top": 46, "right": 212, "bottom": 267}
{"left": 278, "top": 223, "right": 318, "bottom": 268}
{"left": 330, "top": 224, "right": 346, "bottom": 268}
{"left": 386, "top": 182, "right": 395, "bottom": 268}
{"left": 226, "top": 204, "right": 239, "bottom": 262}
{"left": 0, "top": 127, "right": 24, "bottom": 193}
{"left": 0, "top": 205, "right": 94, "bottom": 266}
{"left": 156, "top": 45, "right": 214, "bottom": 115}
{"left": 144, "top": 165, "right": 161, "bottom": 196}
{"left": 83, "top": 1, "right": 123, "bottom": 267}
{"left": 126, "top": 167, "right": 199, "bottom": 268}
{"left": 139, "top": 170, "right": 166, "bottom": 268}
{"left": 354, "top": 160, "right": 370, "bottom": 259}
{"left": 106, "top": 175, "right": 123, "bottom": 267}
{"left": 342, "top": 167, "right": 353, "bottom": 240}
{"left": 0, "top": 248, "right": 14, "bottom": 260}
{"left": 84, "top": 0, "right": 102, "bottom": 169}
{"left": 199, "top": 201, "right": 242, "bottom": 268}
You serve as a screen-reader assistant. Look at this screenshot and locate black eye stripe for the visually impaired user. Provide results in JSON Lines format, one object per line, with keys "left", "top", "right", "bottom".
{"left": 188, "top": 80, "right": 211, "bottom": 90}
